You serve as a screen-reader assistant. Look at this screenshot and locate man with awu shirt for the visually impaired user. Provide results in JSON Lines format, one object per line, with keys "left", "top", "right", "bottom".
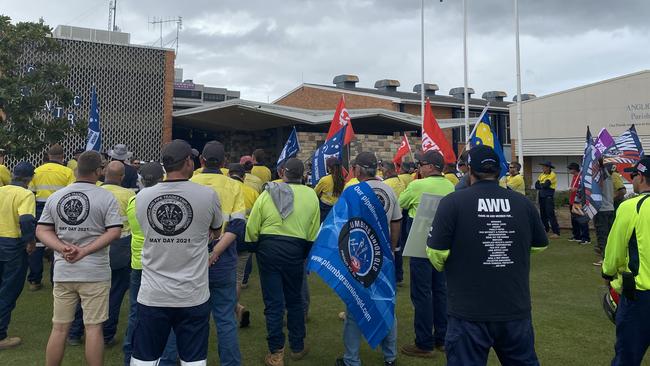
{"left": 427, "top": 145, "right": 548, "bottom": 366}
{"left": 36, "top": 151, "right": 123, "bottom": 366}
{"left": 191, "top": 140, "right": 246, "bottom": 365}
{"left": 132, "top": 140, "right": 223, "bottom": 366}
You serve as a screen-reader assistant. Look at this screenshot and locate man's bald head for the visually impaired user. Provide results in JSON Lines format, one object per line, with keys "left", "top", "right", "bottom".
{"left": 105, "top": 161, "right": 125, "bottom": 184}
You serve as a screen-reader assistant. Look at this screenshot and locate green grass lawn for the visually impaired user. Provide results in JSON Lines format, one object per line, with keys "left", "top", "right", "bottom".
{"left": 0, "top": 236, "right": 643, "bottom": 365}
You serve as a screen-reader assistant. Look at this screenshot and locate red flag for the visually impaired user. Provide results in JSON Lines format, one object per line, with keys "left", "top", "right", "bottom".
{"left": 421, "top": 98, "right": 457, "bottom": 164}
{"left": 393, "top": 135, "right": 412, "bottom": 166}
{"left": 326, "top": 96, "right": 355, "bottom": 145}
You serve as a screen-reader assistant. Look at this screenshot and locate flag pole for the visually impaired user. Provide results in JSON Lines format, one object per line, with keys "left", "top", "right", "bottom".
{"left": 420, "top": 0, "right": 425, "bottom": 121}
{"left": 514, "top": 0, "right": 524, "bottom": 171}
{"left": 462, "top": 0, "right": 470, "bottom": 145}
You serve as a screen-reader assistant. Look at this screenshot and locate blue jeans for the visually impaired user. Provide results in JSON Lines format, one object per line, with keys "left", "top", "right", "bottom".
{"left": 69, "top": 266, "right": 131, "bottom": 342}
{"left": 612, "top": 291, "right": 650, "bottom": 366}
{"left": 409, "top": 256, "right": 447, "bottom": 350}
{"left": 343, "top": 311, "right": 397, "bottom": 365}
{"left": 445, "top": 316, "right": 539, "bottom": 366}
{"left": 209, "top": 270, "right": 241, "bottom": 366}
{"left": 258, "top": 256, "right": 305, "bottom": 353}
{"left": 0, "top": 251, "right": 28, "bottom": 340}
{"left": 123, "top": 269, "right": 178, "bottom": 366}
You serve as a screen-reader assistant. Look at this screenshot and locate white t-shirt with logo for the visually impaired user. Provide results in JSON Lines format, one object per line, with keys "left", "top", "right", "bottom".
{"left": 136, "top": 180, "right": 222, "bottom": 308}
{"left": 365, "top": 179, "right": 403, "bottom": 225}
{"left": 39, "top": 182, "right": 123, "bottom": 282}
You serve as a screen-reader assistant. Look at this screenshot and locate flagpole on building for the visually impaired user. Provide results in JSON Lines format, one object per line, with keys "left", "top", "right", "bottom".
{"left": 514, "top": 0, "right": 524, "bottom": 171}
{"left": 420, "top": 0, "right": 425, "bottom": 120}
{"left": 462, "top": 0, "right": 470, "bottom": 146}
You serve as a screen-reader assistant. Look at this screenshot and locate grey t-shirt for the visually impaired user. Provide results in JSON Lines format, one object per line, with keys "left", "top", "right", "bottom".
{"left": 136, "top": 180, "right": 223, "bottom": 308}
{"left": 600, "top": 173, "right": 615, "bottom": 212}
{"left": 39, "top": 182, "right": 123, "bottom": 282}
{"left": 365, "top": 179, "right": 403, "bottom": 225}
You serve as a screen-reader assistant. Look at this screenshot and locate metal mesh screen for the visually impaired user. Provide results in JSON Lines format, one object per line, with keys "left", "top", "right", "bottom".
{"left": 7, "top": 38, "right": 167, "bottom": 168}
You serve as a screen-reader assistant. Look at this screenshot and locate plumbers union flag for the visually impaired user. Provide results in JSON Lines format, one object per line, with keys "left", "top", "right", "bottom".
{"left": 307, "top": 181, "right": 395, "bottom": 348}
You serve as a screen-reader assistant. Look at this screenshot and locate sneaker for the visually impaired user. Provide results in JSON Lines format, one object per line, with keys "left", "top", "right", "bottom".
{"left": 104, "top": 338, "right": 118, "bottom": 347}
{"left": 338, "top": 311, "right": 346, "bottom": 321}
{"left": 400, "top": 344, "right": 435, "bottom": 358}
{"left": 66, "top": 337, "right": 82, "bottom": 346}
{"left": 548, "top": 233, "right": 561, "bottom": 239}
{"left": 290, "top": 345, "right": 309, "bottom": 361}
{"left": 265, "top": 348, "right": 284, "bottom": 366}
{"left": 568, "top": 238, "right": 581, "bottom": 242}
{"left": 580, "top": 240, "right": 591, "bottom": 245}
{"left": 335, "top": 358, "right": 347, "bottom": 366}
{"left": 385, "top": 361, "right": 397, "bottom": 366}
{"left": 592, "top": 260, "right": 603, "bottom": 266}
{"left": 241, "top": 282, "right": 249, "bottom": 289}
{"left": 29, "top": 282, "right": 42, "bottom": 291}
{"left": 0, "top": 336, "right": 21, "bottom": 350}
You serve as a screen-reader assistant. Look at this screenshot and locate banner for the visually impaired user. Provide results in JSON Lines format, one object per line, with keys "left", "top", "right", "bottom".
{"left": 469, "top": 112, "right": 509, "bottom": 177}
{"left": 307, "top": 182, "right": 395, "bottom": 348}
{"left": 392, "top": 135, "right": 412, "bottom": 167}
{"left": 277, "top": 126, "right": 300, "bottom": 168}
{"left": 403, "top": 193, "right": 443, "bottom": 258}
{"left": 603, "top": 124, "right": 645, "bottom": 181}
{"left": 422, "top": 98, "right": 456, "bottom": 164}
{"left": 326, "top": 96, "right": 355, "bottom": 145}
{"left": 85, "top": 86, "right": 101, "bottom": 151}
{"left": 312, "top": 125, "right": 347, "bottom": 185}
{"left": 580, "top": 127, "right": 603, "bottom": 218}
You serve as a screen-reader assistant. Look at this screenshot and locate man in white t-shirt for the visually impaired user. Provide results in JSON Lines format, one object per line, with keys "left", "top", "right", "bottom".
{"left": 131, "top": 140, "right": 222, "bottom": 366}
{"left": 36, "top": 151, "right": 123, "bottom": 366}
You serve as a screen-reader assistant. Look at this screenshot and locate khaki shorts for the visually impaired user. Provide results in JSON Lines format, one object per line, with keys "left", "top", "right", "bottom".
{"left": 237, "top": 252, "right": 251, "bottom": 285}
{"left": 52, "top": 281, "right": 110, "bottom": 325}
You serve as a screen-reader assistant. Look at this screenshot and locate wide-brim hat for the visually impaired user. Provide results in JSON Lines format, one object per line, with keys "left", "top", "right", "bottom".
{"left": 108, "top": 144, "right": 133, "bottom": 161}
{"left": 540, "top": 161, "right": 555, "bottom": 169}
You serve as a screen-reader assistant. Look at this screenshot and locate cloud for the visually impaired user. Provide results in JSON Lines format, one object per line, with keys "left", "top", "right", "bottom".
{"left": 3, "top": 0, "right": 649, "bottom": 103}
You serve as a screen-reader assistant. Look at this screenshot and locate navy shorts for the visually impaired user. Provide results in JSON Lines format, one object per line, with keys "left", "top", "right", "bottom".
{"left": 131, "top": 301, "right": 210, "bottom": 365}
{"left": 446, "top": 315, "right": 539, "bottom": 366}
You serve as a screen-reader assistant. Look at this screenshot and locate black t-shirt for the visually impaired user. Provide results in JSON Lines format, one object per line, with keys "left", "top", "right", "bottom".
{"left": 427, "top": 180, "right": 548, "bottom": 321}
{"left": 120, "top": 161, "right": 139, "bottom": 189}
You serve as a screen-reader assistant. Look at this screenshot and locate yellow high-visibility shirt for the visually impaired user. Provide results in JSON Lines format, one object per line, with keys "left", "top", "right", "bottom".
{"left": 314, "top": 174, "right": 341, "bottom": 206}
{"left": 537, "top": 171, "right": 557, "bottom": 190}
{"left": 506, "top": 174, "right": 526, "bottom": 195}
{"left": 398, "top": 173, "right": 414, "bottom": 187}
{"left": 101, "top": 183, "right": 135, "bottom": 237}
{"left": 245, "top": 173, "right": 264, "bottom": 193}
{"left": 612, "top": 171, "right": 625, "bottom": 191}
{"left": 29, "top": 162, "right": 75, "bottom": 203}
{"left": 245, "top": 184, "right": 320, "bottom": 242}
{"left": 251, "top": 165, "right": 272, "bottom": 184}
{"left": 0, "top": 164, "right": 12, "bottom": 186}
{"left": 444, "top": 173, "right": 459, "bottom": 186}
{"left": 383, "top": 176, "right": 405, "bottom": 197}
{"left": 67, "top": 159, "right": 78, "bottom": 172}
{"left": 237, "top": 181, "right": 260, "bottom": 217}
{"left": 127, "top": 196, "right": 144, "bottom": 269}
{"left": 0, "top": 185, "right": 35, "bottom": 239}
{"left": 399, "top": 176, "right": 455, "bottom": 218}
{"left": 344, "top": 177, "right": 360, "bottom": 190}
{"left": 191, "top": 170, "right": 247, "bottom": 231}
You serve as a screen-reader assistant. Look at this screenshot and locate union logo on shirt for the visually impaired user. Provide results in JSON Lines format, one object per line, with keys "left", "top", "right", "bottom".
{"left": 147, "top": 194, "right": 194, "bottom": 237}
{"left": 57, "top": 192, "right": 90, "bottom": 226}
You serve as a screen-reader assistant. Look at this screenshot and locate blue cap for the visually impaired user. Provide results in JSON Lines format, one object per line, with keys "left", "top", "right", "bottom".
{"left": 13, "top": 161, "right": 35, "bottom": 178}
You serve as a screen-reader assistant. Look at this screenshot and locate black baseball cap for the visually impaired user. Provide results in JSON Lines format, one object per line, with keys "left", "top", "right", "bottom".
{"left": 13, "top": 161, "right": 35, "bottom": 178}
{"left": 228, "top": 163, "right": 246, "bottom": 177}
{"left": 624, "top": 157, "right": 650, "bottom": 178}
{"left": 139, "top": 162, "right": 165, "bottom": 182}
{"left": 418, "top": 150, "right": 444, "bottom": 171}
{"left": 567, "top": 162, "right": 580, "bottom": 171}
{"left": 202, "top": 141, "right": 225, "bottom": 162}
{"left": 355, "top": 152, "right": 377, "bottom": 169}
{"left": 468, "top": 145, "right": 500, "bottom": 173}
{"left": 284, "top": 158, "right": 304, "bottom": 178}
{"left": 162, "top": 139, "right": 198, "bottom": 166}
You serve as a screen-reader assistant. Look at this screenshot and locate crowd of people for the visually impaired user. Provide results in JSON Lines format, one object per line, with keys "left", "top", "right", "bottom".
{"left": 0, "top": 139, "right": 648, "bottom": 366}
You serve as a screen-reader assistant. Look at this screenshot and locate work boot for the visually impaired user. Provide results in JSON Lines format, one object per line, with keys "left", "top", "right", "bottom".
{"left": 400, "top": 344, "right": 435, "bottom": 358}
{"left": 0, "top": 336, "right": 21, "bottom": 350}
{"left": 290, "top": 344, "right": 309, "bottom": 361}
{"left": 29, "top": 282, "right": 42, "bottom": 291}
{"left": 265, "top": 348, "right": 284, "bottom": 366}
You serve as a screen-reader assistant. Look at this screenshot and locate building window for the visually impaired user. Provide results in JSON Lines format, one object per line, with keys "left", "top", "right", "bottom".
{"left": 204, "top": 93, "right": 226, "bottom": 102}
{"left": 173, "top": 89, "right": 202, "bottom": 99}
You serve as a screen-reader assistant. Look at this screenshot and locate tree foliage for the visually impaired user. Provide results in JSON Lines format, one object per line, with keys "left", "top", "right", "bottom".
{"left": 0, "top": 15, "right": 86, "bottom": 159}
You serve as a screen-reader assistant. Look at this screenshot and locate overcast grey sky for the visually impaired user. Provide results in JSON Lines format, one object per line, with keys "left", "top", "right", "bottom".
{"left": 4, "top": 0, "right": 650, "bottom": 102}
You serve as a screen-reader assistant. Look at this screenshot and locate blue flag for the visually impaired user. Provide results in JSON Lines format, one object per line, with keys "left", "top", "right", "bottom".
{"left": 469, "top": 113, "right": 509, "bottom": 177}
{"left": 85, "top": 86, "right": 101, "bottom": 151}
{"left": 580, "top": 127, "right": 602, "bottom": 218}
{"left": 277, "top": 127, "right": 300, "bottom": 168}
{"left": 307, "top": 181, "right": 395, "bottom": 348}
{"left": 311, "top": 125, "right": 346, "bottom": 185}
